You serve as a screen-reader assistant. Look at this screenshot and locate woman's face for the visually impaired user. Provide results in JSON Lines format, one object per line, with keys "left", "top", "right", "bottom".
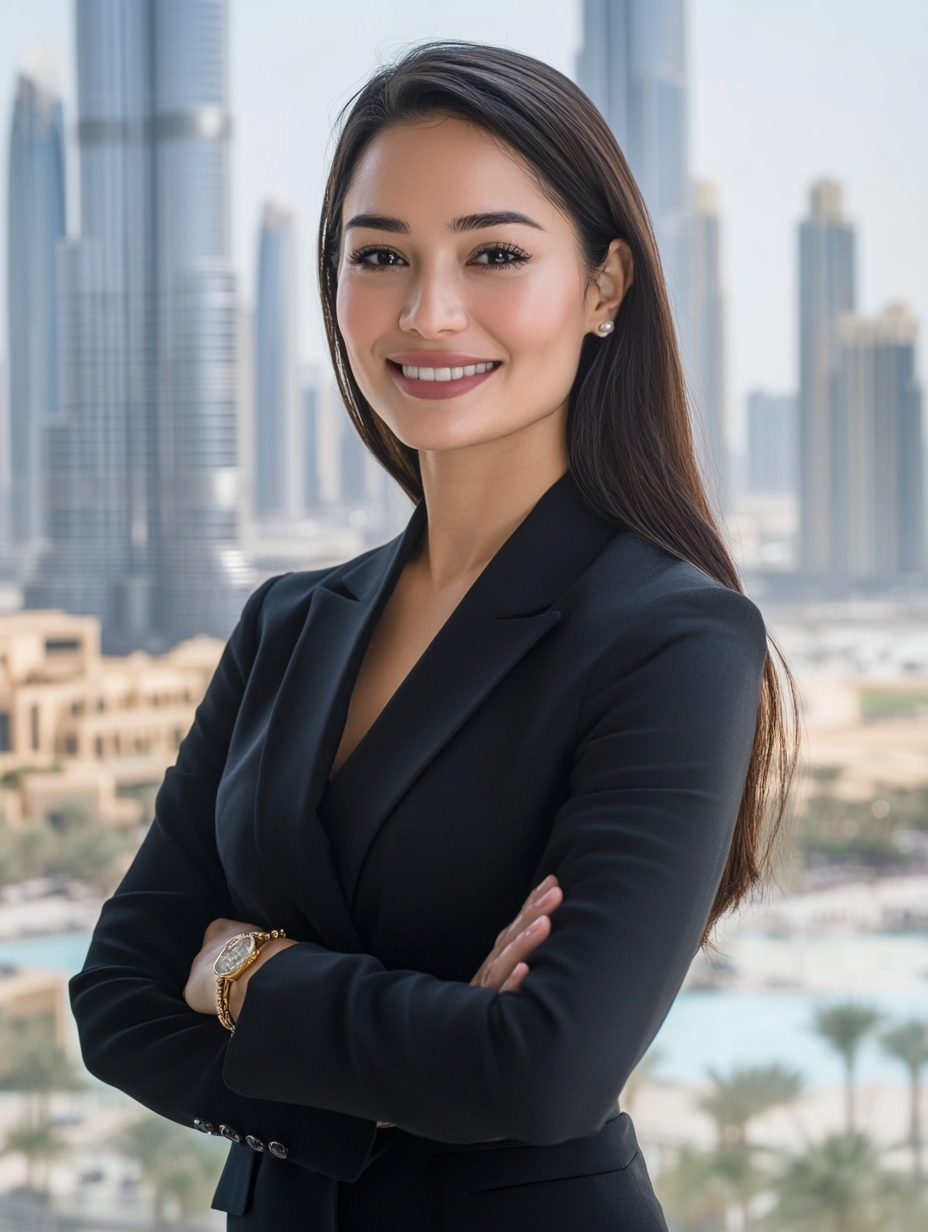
{"left": 336, "top": 116, "right": 628, "bottom": 456}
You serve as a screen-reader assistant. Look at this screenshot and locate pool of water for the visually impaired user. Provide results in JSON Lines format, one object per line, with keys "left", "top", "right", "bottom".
{"left": 1, "top": 931, "right": 924, "bottom": 1088}
{"left": 0, "top": 930, "right": 92, "bottom": 975}
{"left": 652, "top": 987, "right": 928, "bottom": 1086}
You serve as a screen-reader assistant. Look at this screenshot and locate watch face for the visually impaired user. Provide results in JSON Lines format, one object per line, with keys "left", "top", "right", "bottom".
{"left": 214, "top": 934, "right": 256, "bottom": 977}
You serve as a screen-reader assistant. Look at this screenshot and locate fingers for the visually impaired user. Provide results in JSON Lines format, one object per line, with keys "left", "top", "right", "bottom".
{"left": 491, "top": 878, "right": 562, "bottom": 958}
{"left": 500, "top": 962, "right": 529, "bottom": 994}
{"left": 479, "top": 912, "right": 552, "bottom": 994}
{"left": 469, "top": 877, "right": 563, "bottom": 992}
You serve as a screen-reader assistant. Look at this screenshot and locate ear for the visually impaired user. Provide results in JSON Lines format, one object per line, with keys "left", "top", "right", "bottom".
{"left": 585, "top": 239, "right": 635, "bottom": 336}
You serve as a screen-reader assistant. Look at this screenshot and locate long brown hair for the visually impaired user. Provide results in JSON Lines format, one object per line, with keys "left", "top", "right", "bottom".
{"left": 318, "top": 42, "right": 798, "bottom": 936}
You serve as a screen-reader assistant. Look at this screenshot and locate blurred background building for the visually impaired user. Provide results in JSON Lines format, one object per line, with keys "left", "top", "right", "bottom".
{"left": 798, "top": 179, "right": 857, "bottom": 582}
{"left": 6, "top": 72, "right": 64, "bottom": 570}
{"left": 27, "top": 0, "right": 245, "bottom": 652}
{"left": 254, "top": 202, "right": 299, "bottom": 520}
{"left": 577, "top": 1, "right": 728, "bottom": 511}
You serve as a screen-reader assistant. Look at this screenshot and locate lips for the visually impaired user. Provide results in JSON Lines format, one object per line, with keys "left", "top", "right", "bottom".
{"left": 386, "top": 354, "right": 502, "bottom": 401}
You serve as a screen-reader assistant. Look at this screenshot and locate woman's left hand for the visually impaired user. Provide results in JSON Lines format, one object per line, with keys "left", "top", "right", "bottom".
{"left": 183, "top": 918, "right": 296, "bottom": 1021}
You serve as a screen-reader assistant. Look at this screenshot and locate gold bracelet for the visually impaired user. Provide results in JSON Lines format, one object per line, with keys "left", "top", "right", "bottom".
{"left": 213, "top": 930, "right": 287, "bottom": 1033}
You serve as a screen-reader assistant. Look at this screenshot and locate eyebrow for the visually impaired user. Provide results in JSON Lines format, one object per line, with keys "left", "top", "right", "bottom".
{"left": 450, "top": 211, "right": 543, "bottom": 233}
{"left": 344, "top": 210, "right": 543, "bottom": 234}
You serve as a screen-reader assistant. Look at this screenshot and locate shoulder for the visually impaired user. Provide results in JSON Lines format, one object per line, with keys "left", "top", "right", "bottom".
{"left": 573, "top": 529, "right": 768, "bottom": 667}
{"left": 232, "top": 539, "right": 397, "bottom": 658}
{"left": 243, "top": 542, "right": 391, "bottom": 629}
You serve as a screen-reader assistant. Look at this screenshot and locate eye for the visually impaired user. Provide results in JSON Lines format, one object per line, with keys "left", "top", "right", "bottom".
{"left": 351, "top": 246, "right": 407, "bottom": 269}
{"left": 470, "top": 244, "right": 529, "bottom": 268}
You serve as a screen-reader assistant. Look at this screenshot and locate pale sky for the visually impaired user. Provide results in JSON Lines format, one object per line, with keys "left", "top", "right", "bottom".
{"left": 1, "top": 0, "right": 925, "bottom": 447}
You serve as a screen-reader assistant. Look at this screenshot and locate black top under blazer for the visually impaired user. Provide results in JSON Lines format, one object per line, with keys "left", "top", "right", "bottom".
{"left": 70, "top": 475, "right": 767, "bottom": 1228}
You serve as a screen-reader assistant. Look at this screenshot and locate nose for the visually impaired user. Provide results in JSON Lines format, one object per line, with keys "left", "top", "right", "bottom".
{"left": 398, "top": 259, "right": 468, "bottom": 338}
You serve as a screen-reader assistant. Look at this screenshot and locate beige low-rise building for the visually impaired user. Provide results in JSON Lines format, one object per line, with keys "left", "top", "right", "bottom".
{"left": 0, "top": 610, "right": 223, "bottom": 828}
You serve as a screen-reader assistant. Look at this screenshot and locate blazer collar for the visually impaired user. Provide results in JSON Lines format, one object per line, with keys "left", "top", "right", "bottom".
{"left": 319, "top": 474, "right": 617, "bottom": 910}
{"left": 254, "top": 474, "right": 615, "bottom": 945}
{"left": 253, "top": 505, "right": 426, "bottom": 951}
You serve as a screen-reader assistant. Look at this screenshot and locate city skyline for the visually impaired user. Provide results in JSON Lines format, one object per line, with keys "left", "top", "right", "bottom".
{"left": 0, "top": 0, "right": 923, "bottom": 453}
{"left": 27, "top": 0, "right": 246, "bottom": 651}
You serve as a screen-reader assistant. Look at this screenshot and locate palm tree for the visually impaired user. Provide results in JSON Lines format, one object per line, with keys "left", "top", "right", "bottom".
{"left": 0, "top": 1012, "right": 80, "bottom": 1195}
{"left": 2, "top": 1123, "right": 66, "bottom": 1195}
{"left": 813, "top": 1002, "right": 881, "bottom": 1132}
{"left": 770, "top": 1131, "right": 887, "bottom": 1232}
{"left": 693, "top": 1064, "right": 804, "bottom": 1229}
{"left": 699, "top": 1063, "right": 804, "bottom": 1149}
{"left": 881, "top": 1019, "right": 928, "bottom": 1180}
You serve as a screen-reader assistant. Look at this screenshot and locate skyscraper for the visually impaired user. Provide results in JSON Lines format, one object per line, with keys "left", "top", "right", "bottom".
{"left": 577, "top": 0, "right": 690, "bottom": 329}
{"left": 6, "top": 74, "right": 65, "bottom": 549}
{"left": 798, "top": 180, "right": 856, "bottom": 577}
{"left": 689, "top": 181, "right": 726, "bottom": 507}
{"left": 32, "top": 0, "right": 242, "bottom": 650}
{"left": 254, "top": 204, "right": 298, "bottom": 519}
{"left": 832, "top": 305, "right": 923, "bottom": 582}
{"left": 746, "top": 392, "right": 797, "bottom": 496}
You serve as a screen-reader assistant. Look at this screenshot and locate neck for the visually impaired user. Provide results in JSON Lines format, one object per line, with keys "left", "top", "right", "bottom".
{"left": 416, "top": 407, "right": 569, "bottom": 588}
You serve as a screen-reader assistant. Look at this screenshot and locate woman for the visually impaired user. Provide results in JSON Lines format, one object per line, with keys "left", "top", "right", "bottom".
{"left": 71, "top": 43, "right": 793, "bottom": 1232}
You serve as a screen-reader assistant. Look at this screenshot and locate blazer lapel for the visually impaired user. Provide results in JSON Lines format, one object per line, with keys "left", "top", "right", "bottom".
{"left": 254, "top": 507, "right": 425, "bottom": 951}
{"left": 322, "top": 475, "right": 617, "bottom": 907}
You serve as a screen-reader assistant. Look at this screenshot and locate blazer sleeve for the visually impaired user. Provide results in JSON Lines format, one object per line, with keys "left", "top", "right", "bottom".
{"left": 68, "top": 577, "right": 377, "bottom": 1182}
{"left": 223, "top": 582, "right": 769, "bottom": 1146}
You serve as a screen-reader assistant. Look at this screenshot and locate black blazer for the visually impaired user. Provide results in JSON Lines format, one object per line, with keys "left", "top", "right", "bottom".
{"left": 70, "top": 476, "right": 766, "bottom": 1227}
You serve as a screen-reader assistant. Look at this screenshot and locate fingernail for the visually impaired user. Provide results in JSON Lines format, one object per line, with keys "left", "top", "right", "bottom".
{"left": 531, "top": 877, "right": 550, "bottom": 898}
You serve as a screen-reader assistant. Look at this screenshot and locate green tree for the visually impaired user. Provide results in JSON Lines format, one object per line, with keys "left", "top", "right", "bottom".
{"left": 881, "top": 1019, "right": 928, "bottom": 1181}
{"left": 2, "top": 1123, "right": 66, "bottom": 1194}
{"left": 687, "top": 1064, "right": 804, "bottom": 1230}
{"left": 655, "top": 1144, "right": 731, "bottom": 1230}
{"left": 768, "top": 1131, "right": 889, "bottom": 1232}
{"left": 117, "top": 1116, "right": 225, "bottom": 1227}
{"left": 0, "top": 1012, "right": 81, "bottom": 1195}
{"left": 700, "top": 1063, "right": 804, "bottom": 1149}
{"left": 813, "top": 1002, "right": 881, "bottom": 1132}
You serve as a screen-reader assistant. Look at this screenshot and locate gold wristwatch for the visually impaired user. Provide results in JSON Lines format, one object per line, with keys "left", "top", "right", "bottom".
{"left": 213, "top": 930, "right": 286, "bottom": 1032}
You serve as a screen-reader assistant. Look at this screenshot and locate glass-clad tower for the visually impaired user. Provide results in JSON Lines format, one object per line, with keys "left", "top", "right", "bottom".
{"left": 833, "top": 306, "right": 923, "bottom": 582}
{"left": 690, "top": 181, "right": 726, "bottom": 509}
{"left": 153, "top": 0, "right": 243, "bottom": 642}
{"left": 797, "top": 180, "right": 856, "bottom": 577}
{"left": 577, "top": 0, "right": 690, "bottom": 330}
{"left": 32, "top": 0, "right": 242, "bottom": 650}
{"left": 254, "top": 203, "right": 298, "bottom": 519}
{"left": 6, "top": 75, "right": 65, "bottom": 549}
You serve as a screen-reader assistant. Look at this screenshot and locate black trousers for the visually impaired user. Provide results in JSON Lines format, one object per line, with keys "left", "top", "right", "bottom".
{"left": 226, "top": 1113, "right": 668, "bottom": 1231}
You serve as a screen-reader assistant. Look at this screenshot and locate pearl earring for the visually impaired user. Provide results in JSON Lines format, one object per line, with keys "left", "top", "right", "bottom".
{"left": 597, "top": 320, "right": 614, "bottom": 336}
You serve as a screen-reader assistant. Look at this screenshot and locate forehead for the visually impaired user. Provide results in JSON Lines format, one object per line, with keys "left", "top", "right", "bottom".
{"left": 344, "top": 117, "right": 556, "bottom": 222}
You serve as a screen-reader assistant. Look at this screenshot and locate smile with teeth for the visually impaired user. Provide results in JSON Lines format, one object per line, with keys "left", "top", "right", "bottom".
{"left": 397, "top": 361, "right": 501, "bottom": 381}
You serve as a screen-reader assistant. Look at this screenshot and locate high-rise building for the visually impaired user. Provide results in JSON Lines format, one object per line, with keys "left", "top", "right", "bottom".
{"left": 302, "top": 383, "right": 320, "bottom": 512}
{"left": 6, "top": 74, "right": 65, "bottom": 549}
{"left": 32, "top": 0, "right": 242, "bottom": 650}
{"left": 832, "top": 305, "right": 923, "bottom": 582}
{"left": 689, "top": 181, "right": 726, "bottom": 506}
{"left": 746, "top": 391, "right": 797, "bottom": 496}
{"left": 577, "top": 0, "right": 690, "bottom": 331}
{"left": 254, "top": 204, "right": 298, "bottom": 519}
{"left": 798, "top": 180, "right": 856, "bottom": 577}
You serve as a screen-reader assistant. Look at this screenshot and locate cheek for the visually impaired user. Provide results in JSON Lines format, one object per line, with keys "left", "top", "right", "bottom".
{"left": 336, "top": 277, "right": 392, "bottom": 370}
{"left": 481, "top": 266, "right": 586, "bottom": 364}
